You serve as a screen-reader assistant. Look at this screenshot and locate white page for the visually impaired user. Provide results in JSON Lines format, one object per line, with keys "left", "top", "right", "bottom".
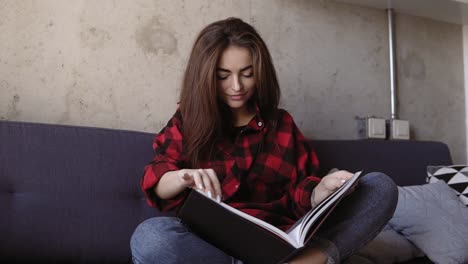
{"left": 287, "top": 171, "right": 362, "bottom": 245}
{"left": 298, "top": 171, "right": 361, "bottom": 243}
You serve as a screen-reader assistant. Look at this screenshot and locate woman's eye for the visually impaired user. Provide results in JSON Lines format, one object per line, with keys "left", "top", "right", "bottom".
{"left": 216, "top": 75, "right": 229, "bottom": 80}
{"left": 243, "top": 72, "right": 253, "bottom": 78}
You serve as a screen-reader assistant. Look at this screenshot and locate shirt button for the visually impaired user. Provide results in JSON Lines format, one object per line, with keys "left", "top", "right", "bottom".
{"left": 258, "top": 121, "right": 263, "bottom": 127}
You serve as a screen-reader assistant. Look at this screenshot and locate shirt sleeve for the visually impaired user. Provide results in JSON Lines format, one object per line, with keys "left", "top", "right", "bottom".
{"left": 140, "top": 110, "right": 188, "bottom": 211}
{"left": 282, "top": 111, "right": 321, "bottom": 218}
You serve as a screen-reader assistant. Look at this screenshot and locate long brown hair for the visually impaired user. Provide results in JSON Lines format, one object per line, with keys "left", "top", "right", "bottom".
{"left": 179, "top": 17, "right": 281, "bottom": 167}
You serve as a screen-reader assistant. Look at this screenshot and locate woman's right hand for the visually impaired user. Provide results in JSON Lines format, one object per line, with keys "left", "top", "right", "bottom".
{"left": 312, "top": 170, "right": 353, "bottom": 206}
{"left": 178, "top": 168, "right": 222, "bottom": 202}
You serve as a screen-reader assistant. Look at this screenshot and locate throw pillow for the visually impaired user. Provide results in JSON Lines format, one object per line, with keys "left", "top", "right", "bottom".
{"left": 388, "top": 181, "right": 468, "bottom": 264}
{"left": 427, "top": 165, "right": 468, "bottom": 206}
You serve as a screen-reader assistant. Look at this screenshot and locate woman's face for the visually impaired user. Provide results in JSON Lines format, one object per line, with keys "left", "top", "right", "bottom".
{"left": 216, "top": 46, "right": 255, "bottom": 112}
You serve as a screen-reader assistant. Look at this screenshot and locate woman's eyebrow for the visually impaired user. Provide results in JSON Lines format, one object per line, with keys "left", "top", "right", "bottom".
{"left": 240, "top": 65, "right": 253, "bottom": 72}
{"left": 216, "top": 65, "right": 253, "bottom": 72}
{"left": 216, "top": 68, "right": 231, "bottom": 73}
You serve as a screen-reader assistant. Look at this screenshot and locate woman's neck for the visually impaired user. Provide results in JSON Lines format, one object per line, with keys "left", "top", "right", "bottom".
{"left": 232, "top": 106, "right": 255, "bottom": 127}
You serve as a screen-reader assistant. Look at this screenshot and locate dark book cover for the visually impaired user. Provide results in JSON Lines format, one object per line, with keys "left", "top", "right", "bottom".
{"left": 177, "top": 190, "right": 298, "bottom": 263}
{"left": 177, "top": 171, "right": 362, "bottom": 263}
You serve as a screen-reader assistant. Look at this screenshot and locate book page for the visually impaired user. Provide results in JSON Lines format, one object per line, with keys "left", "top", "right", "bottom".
{"left": 286, "top": 171, "right": 362, "bottom": 246}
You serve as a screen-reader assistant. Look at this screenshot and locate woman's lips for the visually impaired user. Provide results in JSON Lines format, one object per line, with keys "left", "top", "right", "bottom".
{"left": 228, "top": 93, "right": 247, "bottom": 101}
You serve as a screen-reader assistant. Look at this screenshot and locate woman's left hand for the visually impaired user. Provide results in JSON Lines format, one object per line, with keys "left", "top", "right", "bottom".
{"left": 312, "top": 170, "right": 354, "bottom": 206}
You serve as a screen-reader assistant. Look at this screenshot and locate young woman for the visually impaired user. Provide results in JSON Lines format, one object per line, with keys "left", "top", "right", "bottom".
{"left": 130, "top": 17, "right": 398, "bottom": 264}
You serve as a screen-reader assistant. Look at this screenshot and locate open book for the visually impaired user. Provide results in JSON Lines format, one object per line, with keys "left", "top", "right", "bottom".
{"left": 177, "top": 171, "right": 363, "bottom": 264}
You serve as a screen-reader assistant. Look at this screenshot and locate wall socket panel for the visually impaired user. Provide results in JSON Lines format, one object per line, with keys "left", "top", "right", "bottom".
{"left": 388, "top": 119, "right": 410, "bottom": 140}
{"left": 357, "top": 117, "right": 386, "bottom": 139}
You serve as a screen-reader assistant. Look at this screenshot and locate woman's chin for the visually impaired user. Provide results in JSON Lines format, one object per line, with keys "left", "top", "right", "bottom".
{"left": 226, "top": 103, "right": 247, "bottom": 110}
{"left": 222, "top": 99, "right": 243, "bottom": 107}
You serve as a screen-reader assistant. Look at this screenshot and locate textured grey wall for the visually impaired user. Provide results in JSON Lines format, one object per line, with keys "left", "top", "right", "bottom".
{"left": 0, "top": 0, "right": 465, "bottom": 163}
{"left": 253, "top": 1, "right": 391, "bottom": 140}
{"left": 395, "top": 13, "right": 466, "bottom": 164}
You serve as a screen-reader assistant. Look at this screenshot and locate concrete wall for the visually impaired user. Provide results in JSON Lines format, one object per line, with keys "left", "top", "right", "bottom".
{"left": 395, "top": 13, "right": 466, "bottom": 164}
{"left": 464, "top": 25, "right": 468, "bottom": 164}
{"left": 0, "top": 0, "right": 465, "bottom": 163}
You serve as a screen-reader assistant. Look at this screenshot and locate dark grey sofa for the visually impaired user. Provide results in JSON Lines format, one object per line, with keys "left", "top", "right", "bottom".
{"left": 0, "top": 120, "right": 451, "bottom": 263}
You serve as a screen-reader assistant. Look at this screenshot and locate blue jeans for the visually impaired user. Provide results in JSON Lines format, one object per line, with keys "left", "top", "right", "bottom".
{"left": 130, "top": 172, "right": 398, "bottom": 264}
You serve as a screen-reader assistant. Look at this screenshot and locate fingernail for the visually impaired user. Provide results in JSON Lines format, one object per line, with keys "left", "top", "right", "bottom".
{"left": 341, "top": 179, "right": 346, "bottom": 183}
{"left": 207, "top": 191, "right": 212, "bottom": 199}
{"left": 198, "top": 184, "right": 203, "bottom": 190}
{"left": 216, "top": 195, "right": 221, "bottom": 202}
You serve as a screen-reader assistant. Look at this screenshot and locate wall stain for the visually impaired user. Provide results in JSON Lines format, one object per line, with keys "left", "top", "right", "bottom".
{"left": 152, "top": 120, "right": 166, "bottom": 132}
{"left": 136, "top": 17, "right": 178, "bottom": 56}
{"left": 141, "top": 103, "right": 166, "bottom": 132}
{"left": 59, "top": 69, "right": 118, "bottom": 126}
{"left": 402, "top": 52, "right": 426, "bottom": 80}
{"left": 6, "top": 94, "right": 21, "bottom": 120}
{"left": 59, "top": 80, "right": 77, "bottom": 124}
{"left": 80, "top": 27, "right": 111, "bottom": 50}
{"left": 328, "top": 69, "right": 338, "bottom": 90}
{"left": 1, "top": 80, "right": 10, "bottom": 120}
{"left": 143, "top": 103, "right": 152, "bottom": 131}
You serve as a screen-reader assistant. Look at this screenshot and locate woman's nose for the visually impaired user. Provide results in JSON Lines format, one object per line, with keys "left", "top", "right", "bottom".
{"left": 231, "top": 75, "right": 242, "bottom": 92}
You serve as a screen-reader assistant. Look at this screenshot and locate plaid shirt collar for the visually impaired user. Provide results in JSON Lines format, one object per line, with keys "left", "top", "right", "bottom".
{"left": 242, "top": 104, "right": 266, "bottom": 132}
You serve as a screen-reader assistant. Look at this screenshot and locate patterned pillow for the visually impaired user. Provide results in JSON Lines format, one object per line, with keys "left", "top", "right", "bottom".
{"left": 427, "top": 165, "right": 468, "bottom": 206}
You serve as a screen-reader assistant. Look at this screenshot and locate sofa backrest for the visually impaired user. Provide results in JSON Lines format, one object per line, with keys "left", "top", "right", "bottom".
{"left": 310, "top": 140, "right": 452, "bottom": 186}
{"left": 0, "top": 121, "right": 453, "bottom": 263}
{"left": 0, "top": 121, "right": 158, "bottom": 263}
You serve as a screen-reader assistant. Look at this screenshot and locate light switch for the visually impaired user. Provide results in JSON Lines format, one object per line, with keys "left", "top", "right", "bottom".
{"left": 367, "top": 118, "right": 386, "bottom": 139}
{"left": 391, "top": 119, "right": 410, "bottom": 140}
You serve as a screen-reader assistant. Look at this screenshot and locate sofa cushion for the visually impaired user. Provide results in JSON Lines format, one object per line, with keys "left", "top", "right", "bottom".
{"left": 388, "top": 181, "right": 468, "bottom": 264}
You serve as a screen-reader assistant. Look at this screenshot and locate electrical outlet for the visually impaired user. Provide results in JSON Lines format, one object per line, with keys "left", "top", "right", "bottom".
{"left": 357, "top": 117, "right": 386, "bottom": 139}
{"left": 389, "top": 119, "right": 410, "bottom": 140}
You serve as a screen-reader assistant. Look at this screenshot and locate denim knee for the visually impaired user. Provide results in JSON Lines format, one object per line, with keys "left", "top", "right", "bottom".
{"left": 360, "top": 172, "right": 398, "bottom": 217}
{"left": 130, "top": 217, "right": 186, "bottom": 264}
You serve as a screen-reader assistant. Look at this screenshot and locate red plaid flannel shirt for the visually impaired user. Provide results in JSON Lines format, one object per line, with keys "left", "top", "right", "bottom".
{"left": 141, "top": 108, "right": 321, "bottom": 231}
